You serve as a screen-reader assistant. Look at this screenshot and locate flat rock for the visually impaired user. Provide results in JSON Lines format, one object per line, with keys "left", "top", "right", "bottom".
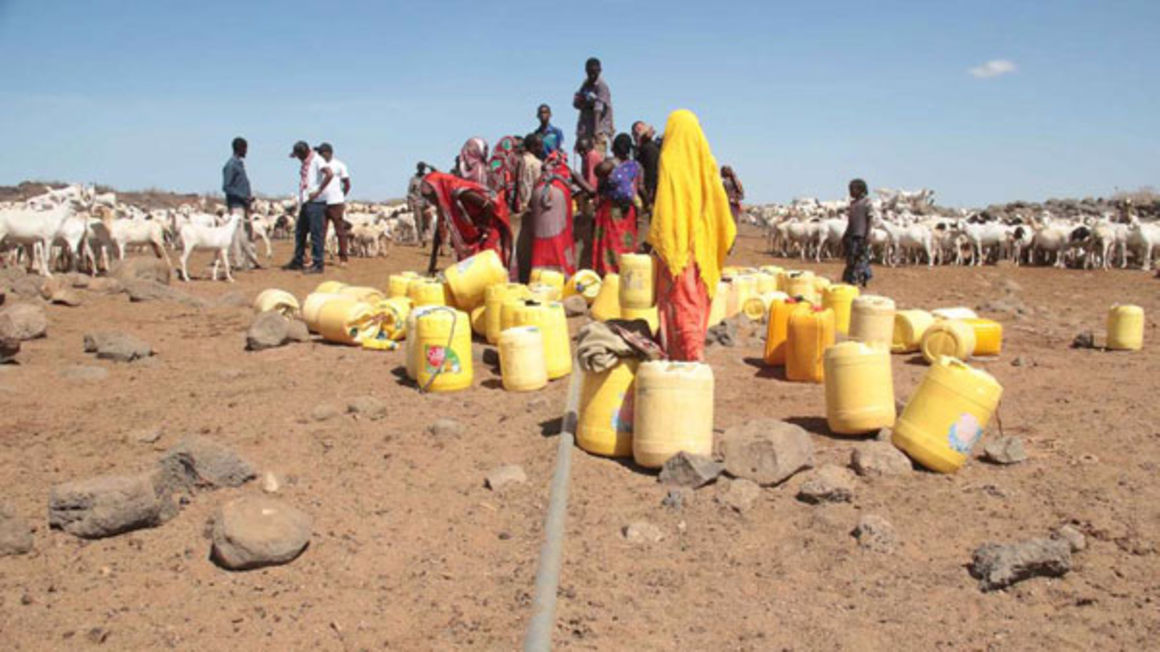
{"left": 969, "top": 538, "right": 1071, "bottom": 591}
{"left": 59, "top": 365, "right": 109, "bottom": 381}
{"left": 720, "top": 419, "right": 814, "bottom": 486}
{"left": 286, "top": 319, "right": 310, "bottom": 343}
{"left": 850, "top": 442, "right": 913, "bottom": 476}
{"left": 0, "top": 336, "right": 19, "bottom": 362}
{"left": 48, "top": 472, "right": 171, "bottom": 538}
{"left": 216, "top": 291, "right": 249, "bottom": 308}
{"left": 131, "top": 426, "right": 163, "bottom": 444}
{"left": 7, "top": 276, "right": 44, "bottom": 299}
{"left": 87, "top": 277, "right": 124, "bottom": 295}
{"left": 157, "top": 435, "right": 256, "bottom": 492}
{"left": 50, "top": 288, "right": 82, "bottom": 306}
{"left": 246, "top": 311, "right": 290, "bottom": 351}
{"left": 717, "top": 477, "right": 761, "bottom": 513}
{"left": 622, "top": 521, "right": 664, "bottom": 544}
{"left": 562, "top": 295, "right": 588, "bottom": 317}
{"left": 797, "top": 465, "right": 856, "bottom": 504}
{"left": 485, "top": 464, "right": 527, "bottom": 490}
{"left": 0, "top": 505, "right": 34, "bottom": 556}
{"left": 983, "top": 436, "right": 1027, "bottom": 465}
{"left": 705, "top": 319, "right": 738, "bottom": 348}
{"left": 0, "top": 303, "right": 48, "bottom": 341}
{"left": 659, "top": 452, "right": 724, "bottom": 488}
{"left": 853, "top": 514, "right": 897, "bottom": 553}
{"left": 428, "top": 418, "right": 465, "bottom": 438}
{"left": 347, "top": 395, "right": 387, "bottom": 420}
{"left": 311, "top": 403, "right": 340, "bottom": 422}
{"left": 83, "top": 331, "right": 153, "bottom": 362}
{"left": 1052, "top": 524, "right": 1087, "bottom": 553}
{"left": 123, "top": 279, "right": 205, "bottom": 307}
{"left": 39, "top": 276, "right": 67, "bottom": 300}
{"left": 110, "top": 257, "right": 171, "bottom": 285}
{"left": 211, "top": 495, "right": 311, "bottom": 570}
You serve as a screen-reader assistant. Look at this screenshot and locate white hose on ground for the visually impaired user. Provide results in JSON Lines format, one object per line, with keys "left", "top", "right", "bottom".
{"left": 523, "top": 356, "right": 583, "bottom": 652}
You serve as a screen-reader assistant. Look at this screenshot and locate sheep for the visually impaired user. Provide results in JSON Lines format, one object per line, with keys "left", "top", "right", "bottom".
{"left": 178, "top": 213, "right": 242, "bottom": 282}
{"left": 0, "top": 199, "right": 80, "bottom": 276}
{"left": 91, "top": 206, "right": 172, "bottom": 269}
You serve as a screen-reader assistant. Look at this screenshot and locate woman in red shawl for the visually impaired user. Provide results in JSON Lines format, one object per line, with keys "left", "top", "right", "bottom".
{"left": 590, "top": 133, "right": 643, "bottom": 275}
{"left": 422, "top": 170, "right": 514, "bottom": 275}
{"left": 525, "top": 150, "right": 577, "bottom": 279}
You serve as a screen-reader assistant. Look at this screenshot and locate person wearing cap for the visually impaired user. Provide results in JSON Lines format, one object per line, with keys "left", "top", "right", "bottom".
{"left": 283, "top": 140, "right": 332, "bottom": 273}
{"left": 221, "top": 137, "right": 261, "bottom": 270}
{"left": 315, "top": 143, "right": 351, "bottom": 267}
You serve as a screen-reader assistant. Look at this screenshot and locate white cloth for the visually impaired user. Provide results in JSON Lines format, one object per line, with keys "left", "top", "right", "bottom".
{"left": 300, "top": 153, "right": 327, "bottom": 204}
{"left": 321, "top": 158, "right": 350, "bottom": 205}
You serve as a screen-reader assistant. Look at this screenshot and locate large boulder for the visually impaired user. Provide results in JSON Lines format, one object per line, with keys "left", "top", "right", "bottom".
{"left": 796, "top": 465, "right": 856, "bottom": 504}
{"left": 850, "top": 442, "right": 913, "bottom": 477}
{"left": 48, "top": 472, "right": 172, "bottom": 538}
{"left": 110, "top": 257, "right": 171, "bottom": 285}
{"left": 246, "top": 312, "right": 290, "bottom": 351}
{"left": 210, "top": 496, "right": 312, "bottom": 570}
{"left": 969, "top": 538, "right": 1072, "bottom": 591}
{"left": 720, "top": 419, "right": 814, "bottom": 486}
{"left": 157, "top": 436, "right": 256, "bottom": 492}
{"left": 83, "top": 331, "right": 153, "bottom": 362}
{"left": 123, "top": 280, "right": 205, "bottom": 308}
{"left": 0, "top": 303, "right": 47, "bottom": 341}
{"left": 659, "top": 452, "right": 724, "bottom": 488}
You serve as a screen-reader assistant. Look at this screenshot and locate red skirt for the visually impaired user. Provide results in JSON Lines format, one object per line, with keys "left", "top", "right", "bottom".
{"left": 655, "top": 257, "right": 710, "bottom": 362}
{"left": 591, "top": 199, "right": 637, "bottom": 276}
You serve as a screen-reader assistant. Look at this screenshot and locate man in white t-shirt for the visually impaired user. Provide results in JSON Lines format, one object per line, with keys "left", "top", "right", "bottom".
{"left": 316, "top": 142, "right": 351, "bottom": 266}
{"left": 283, "top": 140, "right": 332, "bottom": 273}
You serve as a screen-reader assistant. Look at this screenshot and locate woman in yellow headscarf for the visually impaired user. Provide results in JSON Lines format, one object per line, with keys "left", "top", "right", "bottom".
{"left": 647, "top": 110, "right": 736, "bottom": 361}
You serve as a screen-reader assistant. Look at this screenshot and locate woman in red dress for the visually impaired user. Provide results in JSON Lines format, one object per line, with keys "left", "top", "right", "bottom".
{"left": 526, "top": 150, "right": 577, "bottom": 277}
{"left": 422, "top": 171, "right": 514, "bottom": 275}
{"left": 590, "top": 133, "right": 643, "bottom": 275}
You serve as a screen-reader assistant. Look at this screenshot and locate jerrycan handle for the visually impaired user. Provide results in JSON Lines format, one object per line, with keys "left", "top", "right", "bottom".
{"left": 941, "top": 355, "right": 969, "bottom": 370}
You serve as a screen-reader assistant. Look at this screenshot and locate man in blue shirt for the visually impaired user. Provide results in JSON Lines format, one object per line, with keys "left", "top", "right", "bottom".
{"left": 221, "top": 137, "right": 260, "bottom": 269}
{"left": 535, "top": 104, "right": 565, "bottom": 158}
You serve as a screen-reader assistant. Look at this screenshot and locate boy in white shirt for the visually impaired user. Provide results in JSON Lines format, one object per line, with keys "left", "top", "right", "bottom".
{"left": 316, "top": 142, "right": 351, "bottom": 266}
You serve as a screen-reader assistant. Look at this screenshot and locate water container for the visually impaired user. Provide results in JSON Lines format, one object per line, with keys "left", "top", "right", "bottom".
{"left": 498, "top": 326, "right": 548, "bottom": 391}
{"left": 590, "top": 273, "right": 621, "bottom": 321}
{"left": 632, "top": 361, "right": 714, "bottom": 468}
{"left": 369, "top": 297, "right": 412, "bottom": 342}
{"left": 1106, "top": 304, "right": 1144, "bottom": 351}
{"left": 338, "top": 285, "right": 386, "bottom": 304}
{"left": 470, "top": 305, "right": 487, "bottom": 337}
{"left": 849, "top": 295, "right": 896, "bottom": 349}
{"left": 530, "top": 268, "right": 566, "bottom": 297}
{"left": 388, "top": 272, "right": 418, "bottom": 298}
{"left": 962, "top": 318, "right": 1002, "bottom": 356}
{"left": 742, "top": 296, "right": 768, "bottom": 321}
{"left": 621, "top": 305, "right": 659, "bottom": 334}
{"left": 413, "top": 308, "right": 473, "bottom": 392}
{"left": 314, "top": 280, "right": 346, "bottom": 295}
{"left": 760, "top": 265, "right": 785, "bottom": 290}
{"left": 784, "top": 271, "right": 818, "bottom": 304}
{"left": 253, "top": 289, "right": 300, "bottom": 318}
{"left": 893, "top": 356, "right": 1003, "bottom": 473}
{"left": 921, "top": 319, "right": 976, "bottom": 364}
{"left": 444, "top": 249, "right": 508, "bottom": 311}
{"left": 824, "top": 341, "right": 895, "bottom": 434}
{"left": 508, "top": 300, "right": 572, "bottom": 379}
{"left": 408, "top": 278, "right": 446, "bottom": 307}
{"left": 577, "top": 358, "right": 639, "bottom": 457}
{"left": 755, "top": 272, "right": 777, "bottom": 295}
{"left": 564, "top": 269, "right": 603, "bottom": 304}
{"left": 707, "top": 281, "right": 729, "bottom": 327}
{"left": 822, "top": 284, "right": 861, "bottom": 335}
{"left": 786, "top": 307, "right": 836, "bottom": 383}
{"left": 932, "top": 307, "right": 978, "bottom": 321}
{"left": 484, "top": 283, "right": 531, "bottom": 344}
{"left": 619, "top": 253, "right": 655, "bottom": 309}
{"left": 763, "top": 298, "right": 811, "bottom": 365}
{"left": 302, "top": 292, "right": 347, "bottom": 332}
{"left": 892, "top": 310, "right": 935, "bottom": 354}
{"left": 405, "top": 305, "right": 442, "bottom": 380}
{"left": 813, "top": 276, "right": 832, "bottom": 296}
{"left": 727, "top": 274, "right": 758, "bottom": 318}
{"left": 528, "top": 282, "right": 562, "bottom": 303}
{"left": 317, "top": 298, "right": 379, "bottom": 346}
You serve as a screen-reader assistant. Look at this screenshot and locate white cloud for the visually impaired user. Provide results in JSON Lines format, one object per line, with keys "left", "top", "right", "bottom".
{"left": 968, "top": 59, "right": 1016, "bottom": 79}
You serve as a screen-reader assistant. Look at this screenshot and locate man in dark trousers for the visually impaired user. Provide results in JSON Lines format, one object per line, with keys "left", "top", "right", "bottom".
{"left": 631, "top": 121, "right": 660, "bottom": 212}
{"left": 283, "top": 140, "right": 332, "bottom": 274}
{"left": 573, "top": 57, "right": 613, "bottom": 155}
{"left": 221, "top": 137, "right": 260, "bottom": 270}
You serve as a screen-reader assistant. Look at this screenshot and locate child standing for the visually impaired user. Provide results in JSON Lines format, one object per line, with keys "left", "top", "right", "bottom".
{"left": 842, "top": 178, "right": 874, "bottom": 287}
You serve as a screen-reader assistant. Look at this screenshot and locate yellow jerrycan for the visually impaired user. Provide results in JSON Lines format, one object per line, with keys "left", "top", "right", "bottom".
{"left": 388, "top": 272, "right": 419, "bottom": 298}
{"left": 755, "top": 271, "right": 777, "bottom": 295}
{"left": 760, "top": 265, "right": 785, "bottom": 289}
{"left": 302, "top": 292, "right": 347, "bottom": 333}
{"left": 528, "top": 282, "right": 562, "bottom": 303}
{"left": 313, "top": 280, "right": 346, "bottom": 295}
{"left": 962, "top": 318, "right": 1003, "bottom": 356}
{"left": 530, "top": 268, "right": 566, "bottom": 296}
{"left": 338, "top": 285, "right": 386, "bottom": 304}
{"left": 921, "top": 319, "right": 976, "bottom": 364}
{"left": 892, "top": 309, "right": 935, "bottom": 354}
{"left": 413, "top": 307, "right": 473, "bottom": 392}
{"left": 727, "top": 274, "right": 758, "bottom": 318}
{"left": 632, "top": 361, "right": 715, "bottom": 468}
{"left": 253, "top": 289, "right": 300, "bottom": 318}
{"left": 783, "top": 270, "right": 817, "bottom": 303}
{"left": 786, "top": 307, "right": 836, "bottom": 383}
{"left": 621, "top": 305, "right": 659, "bottom": 334}
{"left": 590, "top": 273, "right": 622, "bottom": 321}
{"left": 484, "top": 283, "right": 530, "bottom": 344}
{"left": 893, "top": 356, "right": 1003, "bottom": 473}
{"left": 373, "top": 297, "right": 413, "bottom": 341}
{"left": 470, "top": 305, "right": 487, "bottom": 337}
{"left": 564, "top": 269, "right": 602, "bottom": 304}
{"left": 707, "top": 280, "right": 729, "bottom": 327}
{"left": 742, "top": 296, "right": 768, "bottom": 322}
{"left": 763, "top": 298, "right": 812, "bottom": 366}
{"left": 824, "top": 341, "right": 895, "bottom": 434}
{"left": 407, "top": 278, "right": 446, "bottom": 307}
{"left": 813, "top": 276, "right": 832, "bottom": 296}
{"left": 849, "top": 295, "right": 896, "bottom": 349}
{"left": 618, "top": 253, "right": 655, "bottom": 309}
{"left": 317, "top": 298, "right": 379, "bottom": 346}
{"left": 498, "top": 326, "right": 548, "bottom": 391}
{"left": 443, "top": 248, "right": 508, "bottom": 311}
{"left": 577, "top": 358, "right": 640, "bottom": 457}
{"left": 1106, "top": 304, "right": 1144, "bottom": 351}
{"left": 932, "top": 307, "right": 978, "bottom": 321}
{"left": 822, "top": 283, "right": 861, "bottom": 335}
{"left": 508, "top": 300, "right": 573, "bottom": 379}
{"left": 405, "top": 305, "right": 443, "bottom": 380}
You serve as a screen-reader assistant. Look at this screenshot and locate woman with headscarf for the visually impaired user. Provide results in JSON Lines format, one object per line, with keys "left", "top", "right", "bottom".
{"left": 488, "top": 135, "right": 522, "bottom": 210}
{"left": 421, "top": 170, "right": 514, "bottom": 275}
{"left": 522, "top": 150, "right": 577, "bottom": 280}
{"left": 590, "top": 133, "right": 643, "bottom": 275}
{"left": 648, "top": 110, "right": 736, "bottom": 362}
{"left": 720, "top": 165, "right": 745, "bottom": 223}
{"left": 456, "top": 137, "right": 489, "bottom": 185}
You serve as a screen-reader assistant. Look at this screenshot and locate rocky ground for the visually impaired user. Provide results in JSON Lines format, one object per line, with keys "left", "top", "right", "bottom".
{"left": 0, "top": 225, "right": 1158, "bottom": 650}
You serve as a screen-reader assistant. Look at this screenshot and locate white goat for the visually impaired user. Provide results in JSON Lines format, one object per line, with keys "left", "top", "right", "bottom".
{"left": 178, "top": 214, "right": 242, "bottom": 282}
{"left": 0, "top": 200, "right": 80, "bottom": 276}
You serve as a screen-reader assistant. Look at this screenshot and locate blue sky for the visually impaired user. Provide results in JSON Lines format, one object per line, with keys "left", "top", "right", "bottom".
{"left": 0, "top": 0, "right": 1156, "bottom": 206}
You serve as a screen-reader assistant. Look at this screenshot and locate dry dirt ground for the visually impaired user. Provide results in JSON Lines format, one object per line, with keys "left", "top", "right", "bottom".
{"left": 1, "top": 226, "right": 1158, "bottom": 651}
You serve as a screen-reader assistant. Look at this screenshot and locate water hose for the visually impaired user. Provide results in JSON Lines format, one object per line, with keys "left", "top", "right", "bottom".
{"left": 523, "top": 357, "right": 582, "bottom": 652}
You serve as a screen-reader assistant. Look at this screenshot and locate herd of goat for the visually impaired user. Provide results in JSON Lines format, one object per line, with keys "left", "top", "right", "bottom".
{"left": 1, "top": 183, "right": 1157, "bottom": 280}
{"left": 747, "top": 188, "right": 1160, "bottom": 271}
{"left": 0, "top": 183, "right": 421, "bottom": 279}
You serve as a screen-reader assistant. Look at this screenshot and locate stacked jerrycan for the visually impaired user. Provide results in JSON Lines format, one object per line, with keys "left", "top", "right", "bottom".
{"left": 618, "top": 253, "right": 658, "bottom": 333}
